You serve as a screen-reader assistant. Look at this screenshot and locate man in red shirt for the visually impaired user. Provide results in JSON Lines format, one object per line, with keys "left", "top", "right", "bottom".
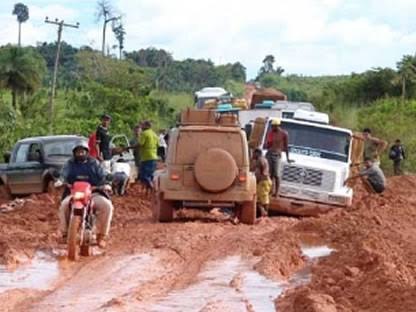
{"left": 265, "top": 118, "right": 292, "bottom": 197}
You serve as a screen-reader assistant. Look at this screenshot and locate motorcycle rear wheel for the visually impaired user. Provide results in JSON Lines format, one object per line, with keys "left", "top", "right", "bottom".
{"left": 67, "top": 215, "right": 82, "bottom": 261}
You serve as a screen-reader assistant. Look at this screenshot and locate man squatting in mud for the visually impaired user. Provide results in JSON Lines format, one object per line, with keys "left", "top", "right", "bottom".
{"left": 344, "top": 157, "right": 386, "bottom": 194}
{"left": 252, "top": 148, "right": 272, "bottom": 217}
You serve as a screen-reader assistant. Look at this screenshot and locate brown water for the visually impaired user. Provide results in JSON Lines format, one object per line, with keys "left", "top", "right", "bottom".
{"left": 0, "top": 252, "right": 59, "bottom": 294}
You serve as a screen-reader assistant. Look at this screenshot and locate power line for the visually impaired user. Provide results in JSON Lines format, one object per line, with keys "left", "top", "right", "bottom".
{"left": 44, "top": 17, "right": 79, "bottom": 134}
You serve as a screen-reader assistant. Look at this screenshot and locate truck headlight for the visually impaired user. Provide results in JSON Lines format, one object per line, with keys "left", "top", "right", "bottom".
{"left": 328, "top": 195, "right": 347, "bottom": 204}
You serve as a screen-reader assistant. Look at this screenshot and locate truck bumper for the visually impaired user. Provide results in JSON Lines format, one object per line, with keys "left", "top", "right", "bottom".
{"left": 162, "top": 190, "right": 255, "bottom": 204}
{"left": 269, "top": 196, "right": 348, "bottom": 217}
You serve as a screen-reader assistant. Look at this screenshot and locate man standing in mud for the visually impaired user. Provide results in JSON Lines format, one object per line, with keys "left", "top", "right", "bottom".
{"left": 96, "top": 114, "right": 112, "bottom": 172}
{"left": 265, "top": 118, "right": 292, "bottom": 197}
{"left": 362, "top": 128, "right": 387, "bottom": 166}
{"left": 344, "top": 157, "right": 386, "bottom": 194}
{"left": 139, "top": 121, "right": 159, "bottom": 195}
{"left": 389, "top": 139, "right": 406, "bottom": 175}
{"left": 252, "top": 148, "right": 272, "bottom": 217}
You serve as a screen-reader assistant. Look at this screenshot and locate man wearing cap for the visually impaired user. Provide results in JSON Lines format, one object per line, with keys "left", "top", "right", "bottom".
{"left": 139, "top": 121, "right": 159, "bottom": 194}
{"left": 265, "top": 118, "right": 292, "bottom": 197}
{"left": 96, "top": 114, "right": 112, "bottom": 163}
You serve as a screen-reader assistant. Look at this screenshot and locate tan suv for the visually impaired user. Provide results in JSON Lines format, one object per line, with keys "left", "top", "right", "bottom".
{"left": 152, "top": 109, "right": 257, "bottom": 224}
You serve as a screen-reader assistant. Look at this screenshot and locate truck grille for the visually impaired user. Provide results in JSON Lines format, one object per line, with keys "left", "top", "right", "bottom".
{"left": 281, "top": 165, "right": 335, "bottom": 192}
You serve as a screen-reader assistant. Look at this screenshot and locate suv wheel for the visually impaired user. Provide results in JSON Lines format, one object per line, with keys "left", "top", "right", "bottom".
{"left": 152, "top": 192, "right": 174, "bottom": 222}
{"left": 240, "top": 197, "right": 257, "bottom": 225}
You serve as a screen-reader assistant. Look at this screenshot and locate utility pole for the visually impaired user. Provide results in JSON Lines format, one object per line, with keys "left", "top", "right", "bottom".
{"left": 44, "top": 17, "right": 79, "bottom": 134}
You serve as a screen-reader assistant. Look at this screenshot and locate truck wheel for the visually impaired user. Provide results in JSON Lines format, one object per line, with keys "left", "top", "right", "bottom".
{"left": 152, "top": 192, "right": 174, "bottom": 222}
{"left": 67, "top": 215, "right": 81, "bottom": 261}
{"left": 0, "top": 184, "right": 11, "bottom": 200}
{"left": 240, "top": 198, "right": 257, "bottom": 225}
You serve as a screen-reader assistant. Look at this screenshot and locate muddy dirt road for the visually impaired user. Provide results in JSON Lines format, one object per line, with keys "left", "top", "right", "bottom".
{"left": 1, "top": 178, "right": 416, "bottom": 311}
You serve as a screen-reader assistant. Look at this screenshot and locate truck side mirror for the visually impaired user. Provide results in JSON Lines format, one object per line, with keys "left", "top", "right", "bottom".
{"left": 3, "top": 151, "right": 11, "bottom": 163}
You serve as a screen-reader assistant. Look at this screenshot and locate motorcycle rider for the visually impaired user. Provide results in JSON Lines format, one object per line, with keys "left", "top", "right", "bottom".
{"left": 59, "top": 141, "right": 114, "bottom": 249}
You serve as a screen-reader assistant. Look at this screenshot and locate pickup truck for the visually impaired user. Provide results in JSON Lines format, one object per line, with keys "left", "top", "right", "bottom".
{"left": 0, "top": 134, "right": 138, "bottom": 198}
{"left": 0, "top": 135, "right": 87, "bottom": 197}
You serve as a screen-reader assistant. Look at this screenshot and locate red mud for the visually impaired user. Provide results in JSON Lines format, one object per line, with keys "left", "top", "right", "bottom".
{"left": 1, "top": 177, "right": 416, "bottom": 311}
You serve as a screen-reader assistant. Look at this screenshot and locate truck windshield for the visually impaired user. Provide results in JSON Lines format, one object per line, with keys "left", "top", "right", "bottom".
{"left": 196, "top": 97, "right": 217, "bottom": 109}
{"left": 281, "top": 122, "right": 350, "bottom": 162}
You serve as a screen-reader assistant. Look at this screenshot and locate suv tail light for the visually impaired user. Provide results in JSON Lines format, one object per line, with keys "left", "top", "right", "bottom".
{"left": 170, "top": 173, "right": 180, "bottom": 181}
{"left": 238, "top": 171, "right": 247, "bottom": 183}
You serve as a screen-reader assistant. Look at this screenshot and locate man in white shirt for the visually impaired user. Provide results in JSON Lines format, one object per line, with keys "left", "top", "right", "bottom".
{"left": 111, "top": 158, "right": 131, "bottom": 196}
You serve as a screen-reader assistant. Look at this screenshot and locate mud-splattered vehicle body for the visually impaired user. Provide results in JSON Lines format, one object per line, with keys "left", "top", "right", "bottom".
{"left": 0, "top": 135, "right": 86, "bottom": 196}
{"left": 153, "top": 109, "right": 257, "bottom": 224}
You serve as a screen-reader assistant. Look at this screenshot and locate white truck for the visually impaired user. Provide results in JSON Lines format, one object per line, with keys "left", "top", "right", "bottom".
{"left": 249, "top": 109, "right": 361, "bottom": 216}
{"left": 194, "top": 87, "right": 231, "bottom": 109}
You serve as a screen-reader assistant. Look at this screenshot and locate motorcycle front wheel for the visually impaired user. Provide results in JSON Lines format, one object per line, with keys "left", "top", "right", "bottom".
{"left": 67, "top": 215, "right": 82, "bottom": 261}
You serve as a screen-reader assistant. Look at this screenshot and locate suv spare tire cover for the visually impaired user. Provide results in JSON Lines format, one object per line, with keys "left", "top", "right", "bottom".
{"left": 194, "top": 148, "right": 238, "bottom": 193}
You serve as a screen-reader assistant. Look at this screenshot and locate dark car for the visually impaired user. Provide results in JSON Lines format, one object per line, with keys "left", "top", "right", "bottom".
{"left": 0, "top": 135, "right": 87, "bottom": 196}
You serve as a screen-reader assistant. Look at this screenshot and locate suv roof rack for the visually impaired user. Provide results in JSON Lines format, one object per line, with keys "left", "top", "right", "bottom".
{"left": 180, "top": 109, "right": 239, "bottom": 127}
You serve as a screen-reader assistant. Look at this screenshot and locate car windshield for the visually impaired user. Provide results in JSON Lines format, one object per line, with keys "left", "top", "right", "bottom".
{"left": 44, "top": 139, "right": 86, "bottom": 157}
{"left": 279, "top": 122, "right": 351, "bottom": 162}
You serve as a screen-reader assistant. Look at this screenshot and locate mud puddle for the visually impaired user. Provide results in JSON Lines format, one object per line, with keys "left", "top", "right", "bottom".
{"left": 0, "top": 252, "right": 59, "bottom": 294}
{"left": 30, "top": 253, "right": 165, "bottom": 312}
{"left": 146, "top": 256, "right": 284, "bottom": 312}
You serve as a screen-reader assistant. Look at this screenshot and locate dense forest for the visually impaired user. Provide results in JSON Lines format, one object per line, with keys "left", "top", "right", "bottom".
{"left": 1, "top": 1, "right": 416, "bottom": 173}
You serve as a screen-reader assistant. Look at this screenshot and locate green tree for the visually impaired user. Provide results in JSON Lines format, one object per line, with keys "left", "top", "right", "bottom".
{"left": 397, "top": 55, "right": 416, "bottom": 100}
{"left": 76, "top": 50, "right": 153, "bottom": 95}
{"left": 257, "top": 55, "right": 284, "bottom": 81}
{"left": 125, "top": 48, "right": 173, "bottom": 68}
{"left": 12, "top": 3, "right": 29, "bottom": 47}
{"left": 0, "top": 46, "right": 46, "bottom": 110}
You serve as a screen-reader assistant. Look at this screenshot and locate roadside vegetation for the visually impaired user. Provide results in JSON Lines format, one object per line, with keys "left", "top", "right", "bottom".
{"left": 1, "top": 2, "right": 416, "bottom": 174}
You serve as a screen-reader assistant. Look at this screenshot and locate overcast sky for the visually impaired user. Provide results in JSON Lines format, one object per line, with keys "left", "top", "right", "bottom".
{"left": 1, "top": 0, "right": 415, "bottom": 78}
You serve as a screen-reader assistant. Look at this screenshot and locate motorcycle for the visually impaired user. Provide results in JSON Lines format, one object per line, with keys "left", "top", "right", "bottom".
{"left": 66, "top": 181, "right": 96, "bottom": 261}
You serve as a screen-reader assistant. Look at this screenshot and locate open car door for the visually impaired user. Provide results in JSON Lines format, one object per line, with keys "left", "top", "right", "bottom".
{"left": 248, "top": 117, "right": 267, "bottom": 149}
{"left": 110, "top": 135, "right": 137, "bottom": 181}
{"left": 350, "top": 132, "right": 364, "bottom": 176}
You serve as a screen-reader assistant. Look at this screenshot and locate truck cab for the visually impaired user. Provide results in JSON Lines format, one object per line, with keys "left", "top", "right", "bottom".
{"left": 250, "top": 112, "right": 358, "bottom": 216}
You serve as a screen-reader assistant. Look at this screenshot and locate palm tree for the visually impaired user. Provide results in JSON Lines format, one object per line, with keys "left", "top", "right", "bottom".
{"left": 397, "top": 55, "right": 416, "bottom": 100}
{"left": 12, "top": 3, "right": 29, "bottom": 47}
{"left": 0, "top": 46, "right": 46, "bottom": 109}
